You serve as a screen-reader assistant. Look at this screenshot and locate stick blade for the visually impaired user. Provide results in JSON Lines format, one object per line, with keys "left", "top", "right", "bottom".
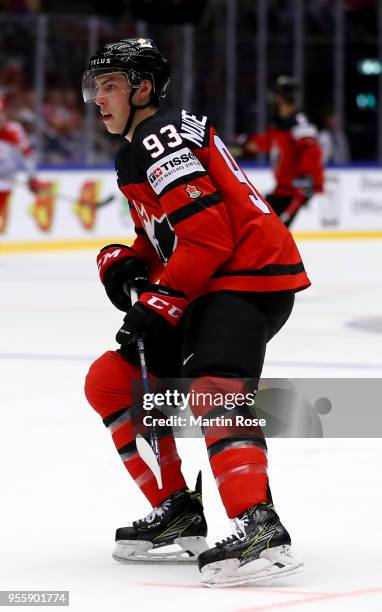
{"left": 136, "top": 434, "right": 163, "bottom": 489}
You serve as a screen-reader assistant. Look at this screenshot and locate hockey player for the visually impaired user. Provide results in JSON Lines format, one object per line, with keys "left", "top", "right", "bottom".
{"left": 83, "top": 39, "right": 309, "bottom": 586}
{"left": 243, "top": 75, "right": 324, "bottom": 227}
{"left": 0, "top": 95, "right": 40, "bottom": 232}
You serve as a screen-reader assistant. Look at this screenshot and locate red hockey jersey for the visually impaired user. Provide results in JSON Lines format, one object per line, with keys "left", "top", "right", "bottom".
{"left": 245, "top": 112, "right": 324, "bottom": 197}
{"left": 116, "top": 109, "right": 311, "bottom": 303}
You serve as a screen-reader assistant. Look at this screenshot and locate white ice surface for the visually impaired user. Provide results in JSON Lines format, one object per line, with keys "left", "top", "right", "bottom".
{"left": 1, "top": 240, "right": 382, "bottom": 612}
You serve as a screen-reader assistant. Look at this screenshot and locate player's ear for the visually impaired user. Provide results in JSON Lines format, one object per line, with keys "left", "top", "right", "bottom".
{"left": 137, "top": 79, "right": 153, "bottom": 103}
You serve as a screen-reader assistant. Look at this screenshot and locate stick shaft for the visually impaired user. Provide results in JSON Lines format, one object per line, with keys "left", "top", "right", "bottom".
{"left": 130, "top": 288, "right": 161, "bottom": 469}
{"left": 16, "top": 179, "right": 114, "bottom": 208}
{"left": 136, "top": 336, "right": 161, "bottom": 464}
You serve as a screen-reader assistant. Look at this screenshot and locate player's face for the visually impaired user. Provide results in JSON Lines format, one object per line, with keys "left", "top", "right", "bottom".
{"left": 94, "top": 73, "right": 131, "bottom": 134}
{"left": 273, "top": 93, "right": 283, "bottom": 112}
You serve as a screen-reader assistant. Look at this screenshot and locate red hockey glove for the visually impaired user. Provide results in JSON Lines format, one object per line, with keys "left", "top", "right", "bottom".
{"left": 97, "top": 244, "right": 148, "bottom": 312}
{"left": 28, "top": 176, "right": 42, "bottom": 194}
{"left": 116, "top": 285, "right": 188, "bottom": 346}
{"left": 292, "top": 175, "right": 314, "bottom": 201}
{"left": 139, "top": 285, "right": 188, "bottom": 325}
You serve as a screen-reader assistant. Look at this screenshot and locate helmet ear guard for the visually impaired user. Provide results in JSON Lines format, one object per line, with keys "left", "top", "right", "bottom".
{"left": 127, "top": 68, "right": 142, "bottom": 88}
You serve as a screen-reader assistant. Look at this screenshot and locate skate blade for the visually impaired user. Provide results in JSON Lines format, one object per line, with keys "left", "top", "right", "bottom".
{"left": 113, "top": 536, "right": 208, "bottom": 564}
{"left": 201, "top": 545, "right": 303, "bottom": 588}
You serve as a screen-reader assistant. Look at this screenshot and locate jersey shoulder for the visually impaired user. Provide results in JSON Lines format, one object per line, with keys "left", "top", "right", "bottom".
{"left": 131, "top": 109, "right": 209, "bottom": 196}
{"left": 133, "top": 108, "right": 211, "bottom": 155}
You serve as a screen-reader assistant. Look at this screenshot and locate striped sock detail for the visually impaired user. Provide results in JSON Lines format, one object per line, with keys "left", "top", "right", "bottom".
{"left": 103, "top": 407, "right": 131, "bottom": 433}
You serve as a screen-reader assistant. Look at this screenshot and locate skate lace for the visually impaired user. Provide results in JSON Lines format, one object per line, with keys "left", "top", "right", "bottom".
{"left": 218, "top": 516, "right": 249, "bottom": 545}
{"left": 136, "top": 500, "right": 171, "bottom": 525}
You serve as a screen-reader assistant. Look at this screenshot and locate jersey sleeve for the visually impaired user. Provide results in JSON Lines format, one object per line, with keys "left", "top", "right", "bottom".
{"left": 128, "top": 203, "right": 164, "bottom": 282}
{"left": 246, "top": 129, "right": 274, "bottom": 153}
{"left": 136, "top": 121, "right": 234, "bottom": 301}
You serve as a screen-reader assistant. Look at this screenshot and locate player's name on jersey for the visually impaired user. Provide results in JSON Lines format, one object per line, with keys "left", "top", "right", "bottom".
{"left": 180, "top": 109, "right": 207, "bottom": 147}
{"left": 143, "top": 414, "right": 267, "bottom": 429}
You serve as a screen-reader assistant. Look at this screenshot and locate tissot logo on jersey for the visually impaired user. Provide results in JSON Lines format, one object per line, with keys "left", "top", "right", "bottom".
{"left": 148, "top": 151, "right": 197, "bottom": 181}
{"left": 147, "top": 147, "right": 204, "bottom": 196}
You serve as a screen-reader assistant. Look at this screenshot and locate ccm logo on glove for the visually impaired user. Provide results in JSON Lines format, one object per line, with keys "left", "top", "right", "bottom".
{"left": 97, "top": 244, "right": 134, "bottom": 283}
{"left": 140, "top": 287, "right": 187, "bottom": 325}
{"left": 142, "top": 295, "right": 183, "bottom": 320}
{"left": 115, "top": 285, "right": 188, "bottom": 345}
{"left": 96, "top": 244, "right": 149, "bottom": 312}
{"left": 97, "top": 247, "right": 121, "bottom": 270}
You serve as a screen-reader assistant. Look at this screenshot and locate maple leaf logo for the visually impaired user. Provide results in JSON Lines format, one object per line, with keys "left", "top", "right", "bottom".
{"left": 185, "top": 184, "right": 201, "bottom": 199}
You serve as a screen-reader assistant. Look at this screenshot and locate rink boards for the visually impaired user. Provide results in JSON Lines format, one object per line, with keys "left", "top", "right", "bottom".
{"left": 1, "top": 166, "right": 382, "bottom": 251}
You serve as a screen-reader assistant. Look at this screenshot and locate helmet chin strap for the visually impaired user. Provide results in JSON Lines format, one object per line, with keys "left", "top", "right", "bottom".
{"left": 121, "top": 88, "right": 153, "bottom": 138}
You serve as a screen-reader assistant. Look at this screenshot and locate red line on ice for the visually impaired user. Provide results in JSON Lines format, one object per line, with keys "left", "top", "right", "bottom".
{"left": 234, "top": 586, "right": 382, "bottom": 612}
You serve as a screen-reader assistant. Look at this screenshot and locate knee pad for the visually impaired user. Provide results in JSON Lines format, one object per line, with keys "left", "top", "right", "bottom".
{"left": 84, "top": 350, "right": 140, "bottom": 418}
{"left": 85, "top": 351, "right": 187, "bottom": 508}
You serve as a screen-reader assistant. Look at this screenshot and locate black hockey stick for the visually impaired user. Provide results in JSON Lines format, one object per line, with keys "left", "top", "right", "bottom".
{"left": 130, "top": 288, "right": 162, "bottom": 489}
{"left": 17, "top": 179, "right": 115, "bottom": 209}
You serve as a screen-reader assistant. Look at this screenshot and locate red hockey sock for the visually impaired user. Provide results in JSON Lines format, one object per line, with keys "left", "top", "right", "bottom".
{"left": 189, "top": 376, "right": 269, "bottom": 518}
{"left": 85, "top": 350, "right": 187, "bottom": 507}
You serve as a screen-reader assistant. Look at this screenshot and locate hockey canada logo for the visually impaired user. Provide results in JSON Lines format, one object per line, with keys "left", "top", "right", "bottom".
{"left": 132, "top": 200, "right": 177, "bottom": 263}
{"left": 185, "top": 184, "right": 201, "bottom": 199}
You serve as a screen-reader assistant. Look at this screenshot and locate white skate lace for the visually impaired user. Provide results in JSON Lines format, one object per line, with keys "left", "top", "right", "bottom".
{"left": 218, "top": 516, "right": 249, "bottom": 545}
{"left": 135, "top": 500, "right": 171, "bottom": 525}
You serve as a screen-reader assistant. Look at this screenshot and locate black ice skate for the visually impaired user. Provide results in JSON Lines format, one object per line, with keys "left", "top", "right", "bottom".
{"left": 113, "top": 472, "right": 208, "bottom": 563}
{"left": 198, "top": 502, "right": 303, "bottom": 587}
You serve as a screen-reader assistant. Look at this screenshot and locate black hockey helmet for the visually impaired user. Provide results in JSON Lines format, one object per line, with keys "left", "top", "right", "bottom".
{"left": 272, "top": 75, "right": 300, "bottom": 103}
{"left": 82, "top": 38, "right": 170, "bottom": 107}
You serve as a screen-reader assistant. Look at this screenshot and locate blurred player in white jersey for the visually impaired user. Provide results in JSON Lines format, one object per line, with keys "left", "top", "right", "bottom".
{"left": 0, "top": 95, "right": 41, "bottom": 232}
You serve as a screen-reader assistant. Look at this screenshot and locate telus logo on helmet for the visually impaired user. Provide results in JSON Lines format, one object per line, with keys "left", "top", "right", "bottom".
{"left": 90, "top": 58, "right": 111, "bottom": 67}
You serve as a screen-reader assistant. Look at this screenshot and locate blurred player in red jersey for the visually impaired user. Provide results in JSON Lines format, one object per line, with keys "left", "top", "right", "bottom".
{"left": 0, "top": 96, "right": 41, "bottom": 232}
{"left": 83, "top": 39, "right": 308, "bottom": 586}
{"left": 243, "top": 75, "right": 324, "bottom": 227}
